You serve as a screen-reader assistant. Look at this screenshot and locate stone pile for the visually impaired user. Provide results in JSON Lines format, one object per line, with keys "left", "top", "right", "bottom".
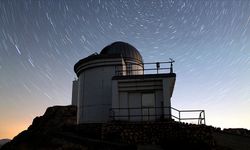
{"left": 101, "top": 121, "right": 216, "bottom": 149}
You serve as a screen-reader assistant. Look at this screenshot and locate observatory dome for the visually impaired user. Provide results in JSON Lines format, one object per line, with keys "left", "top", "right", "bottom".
{"left": 100, "top": 41, "right": 143, "bottom": 63}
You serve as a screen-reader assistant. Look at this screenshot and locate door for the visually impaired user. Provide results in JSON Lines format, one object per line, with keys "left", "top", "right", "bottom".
{"left": 142, "top": 93, "right": 155, "bottom": 121}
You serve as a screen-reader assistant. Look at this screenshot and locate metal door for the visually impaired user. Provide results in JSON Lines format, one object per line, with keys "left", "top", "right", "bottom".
{"left": 142, "top": 93, "right": 155, "bottom": 121}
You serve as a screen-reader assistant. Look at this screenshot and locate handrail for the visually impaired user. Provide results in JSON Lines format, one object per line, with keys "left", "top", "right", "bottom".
{"left": 109, "top": 106, "right": 205, "bottom": 125}
{"left": 115, "top": 60, "right": 175, "bottom": 76}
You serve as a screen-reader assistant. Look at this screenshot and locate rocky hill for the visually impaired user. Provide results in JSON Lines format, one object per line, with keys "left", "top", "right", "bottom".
{"left": 1, "top": 105, "right": 250, "bottom": 150}
{"left": 0, "top": 139, "right": 11, "bottom": 149}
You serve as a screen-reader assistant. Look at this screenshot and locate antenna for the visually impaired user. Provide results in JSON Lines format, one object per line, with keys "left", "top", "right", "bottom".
{"left": 169, "top": 58, "right": 175, "bottom": 63}
{"left": 169, "top": 58, "right": 175, "bottom": 73}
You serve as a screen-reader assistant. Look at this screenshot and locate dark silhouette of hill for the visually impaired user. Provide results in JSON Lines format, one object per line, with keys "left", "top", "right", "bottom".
{"left": 1, "top": 105, "right": 250, "bottom": 150}
{"left": 0, "top": 139, "right": 11, "bottom": 148}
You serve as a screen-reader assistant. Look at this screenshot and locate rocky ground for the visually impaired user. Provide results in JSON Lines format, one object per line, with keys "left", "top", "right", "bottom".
{"left": 1, "top": 105, "right": 250, "bottom": 150}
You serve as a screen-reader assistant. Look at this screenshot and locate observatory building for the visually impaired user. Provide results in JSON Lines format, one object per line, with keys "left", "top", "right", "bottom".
{"left": 72, "top": 41, "right": 176, "bottom": 123}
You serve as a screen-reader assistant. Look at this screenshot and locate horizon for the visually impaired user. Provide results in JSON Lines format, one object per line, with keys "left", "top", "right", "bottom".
{"left": 0, "top": 0, "right": 250, "bottom": 139}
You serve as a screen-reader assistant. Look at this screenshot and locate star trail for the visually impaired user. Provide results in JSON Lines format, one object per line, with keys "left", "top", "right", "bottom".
{"left": 0, "top": 0, "right": 250, "bottom": 139}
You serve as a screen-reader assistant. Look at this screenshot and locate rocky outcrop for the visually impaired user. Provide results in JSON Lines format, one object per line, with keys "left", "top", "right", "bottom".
{"left": 1, "top": 105, "right": 78, "bottom": 150}
{"left": 28, "top": 105, "right": 77, "bottom": 132}
{"left": 223, "top": 128, "right": 250, "bottom": 137}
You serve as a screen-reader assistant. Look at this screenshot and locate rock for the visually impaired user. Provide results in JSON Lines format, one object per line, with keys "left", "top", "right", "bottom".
{"left": 223, "top": 128, "right": 250, "bottom": 137}
{"left": 1, "top": 105, "right": 77, "bottom": 150}
{"left": 28, "top": 105, "right": 77, "bottom": 132}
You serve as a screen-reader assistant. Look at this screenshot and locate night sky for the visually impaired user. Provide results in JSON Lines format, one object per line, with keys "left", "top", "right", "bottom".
{"left": 0, "top": 0, "right": 250, "bottom": 139}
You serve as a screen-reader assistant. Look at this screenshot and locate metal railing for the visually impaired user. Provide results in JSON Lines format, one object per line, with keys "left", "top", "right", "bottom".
{"left": 115, "top": 59, "right": 175, "bottom": 76}
{"left": 171, "top": 107, "right": 206, "bottom": 125}
{"left": 109, "top": 106, "right": 206, "bottom": 125}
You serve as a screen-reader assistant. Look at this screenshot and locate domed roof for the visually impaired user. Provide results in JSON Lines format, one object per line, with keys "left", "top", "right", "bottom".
{"left": 100, "top": 41, "right": 143, "bottom": 63}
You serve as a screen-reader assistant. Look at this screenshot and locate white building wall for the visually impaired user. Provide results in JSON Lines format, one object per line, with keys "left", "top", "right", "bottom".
{"left": 77, "top": 58, "right": 126, "bottom": 123}
{"left": 78, "top": 66, "right": 113, "bottom": 123}
{"left": 155, "top": 90, "right": 163, "bottom": 117}
{"left": 77, "top": 72, "right": 85, "bottom": 123}
{"left": 162, "top": 77, "right": 176, "bottom": 118}
{"left": 111, "top": 80, "right": 119, "bottom": 108}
